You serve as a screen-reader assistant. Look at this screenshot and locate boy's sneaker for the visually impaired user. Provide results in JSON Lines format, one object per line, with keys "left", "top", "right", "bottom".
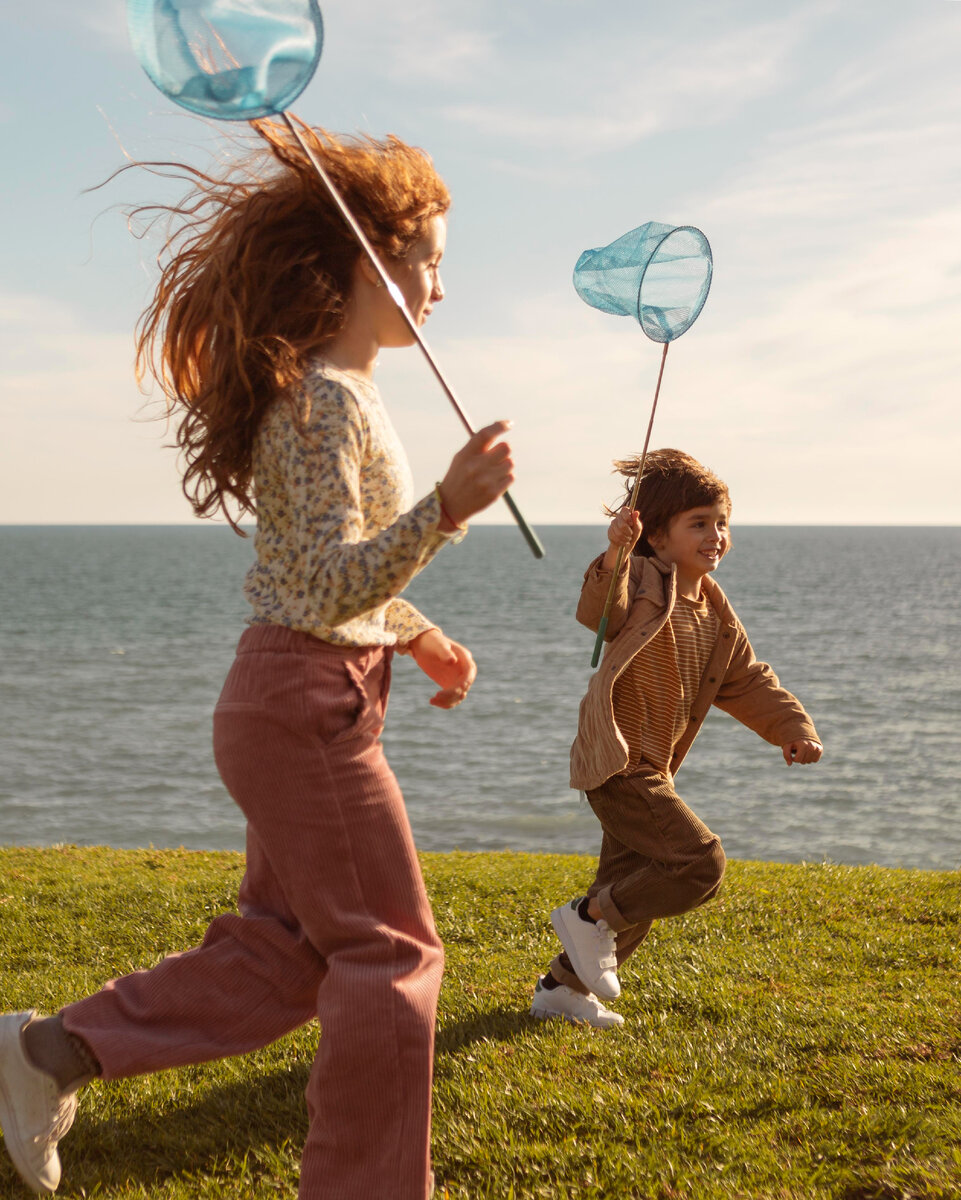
{"left": 0, "top": 1011, "right": 78, "bottom": 1194}
{"left": 530, "top": 979, "right": 624, "bottom": 1029}
{"left": 550, "top": 897, "right": 620, "bottom": 1000}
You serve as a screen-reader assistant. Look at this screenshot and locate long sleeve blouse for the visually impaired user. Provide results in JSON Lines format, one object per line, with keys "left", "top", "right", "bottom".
{"left": 244, "top": 362, "right": 460, "bottom": 648}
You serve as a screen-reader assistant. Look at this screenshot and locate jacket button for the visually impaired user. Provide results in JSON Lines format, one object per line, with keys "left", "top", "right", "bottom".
{"left": 709, "top": 676, "right": 716, "bottom": 683}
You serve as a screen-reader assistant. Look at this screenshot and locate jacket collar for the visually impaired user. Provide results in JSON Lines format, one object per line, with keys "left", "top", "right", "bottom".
{"left": 701, "top": 572, "right": 737, "bottom": 627}
{"left": 637, "top": 553, "right": 737, "bottom": 628}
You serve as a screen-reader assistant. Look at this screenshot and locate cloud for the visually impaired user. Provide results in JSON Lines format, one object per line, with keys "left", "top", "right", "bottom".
{"left": 79, "top": 0, "right": 129, "bottom": 48}
{"left": 703, "top": 117, "right": 961, "bottom": 238}
{"left": 2, "top": 293, "right": 136, "bottom": 410}
{"left": 683, "top": 10, "right": 961, "bottom": 333}
{"left": 369, "top": 0, "right": 961, "bottom": 525}
{"left": 0, "top": 292, "right": 192, "bottom": 523}
{"left": 6, "top": 1, "right": 960, "bottom": 525}
{"left": 437, "top": 8, "right": 816, "bottom": 151}
{"left": 3, "top": 0, "right": 129, "bottom": 48}
{"left": 380, "top": 189, "right": 961, "bottom": 527}
{"left": 326, "top": 0, "right": 494, "bottom": 86}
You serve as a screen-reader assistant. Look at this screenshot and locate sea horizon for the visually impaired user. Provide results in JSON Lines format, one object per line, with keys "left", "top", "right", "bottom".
{"left": 1, "top": 525, "right": 960, "bottom": 870}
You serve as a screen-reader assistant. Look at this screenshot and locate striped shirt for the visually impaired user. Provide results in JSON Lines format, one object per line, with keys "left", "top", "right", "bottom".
{"left": 611, "top": 588, "right": 720, "bottom": 775}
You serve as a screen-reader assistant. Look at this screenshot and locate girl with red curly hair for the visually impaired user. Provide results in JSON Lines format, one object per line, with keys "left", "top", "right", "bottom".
{"left": 0, "top": 121, "right": 514, "bottom": 1199}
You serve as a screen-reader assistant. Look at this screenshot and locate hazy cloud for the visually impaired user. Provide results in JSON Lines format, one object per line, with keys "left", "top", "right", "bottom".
{"left": 326, "top": 0, "right": 494, "bottom": 85}
{"left": 439, "top": 8, "right": 816, "bottom": 150}
{"left": 5, "top": 0, "right": 960, "bottom": 523}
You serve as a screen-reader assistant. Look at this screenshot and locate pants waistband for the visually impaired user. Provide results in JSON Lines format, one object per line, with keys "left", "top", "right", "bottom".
{"left": 236, "top": 623, "right": 392, "bottom": 661}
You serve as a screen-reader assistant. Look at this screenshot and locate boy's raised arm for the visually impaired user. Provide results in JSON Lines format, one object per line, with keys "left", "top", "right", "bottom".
{"left": 576, "top": 508, "right": 643, "bottom": 638}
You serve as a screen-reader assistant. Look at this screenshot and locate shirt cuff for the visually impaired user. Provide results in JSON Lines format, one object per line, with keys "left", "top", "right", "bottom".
{"left": 427, "top": 487, "right": 468, "bottom": 545}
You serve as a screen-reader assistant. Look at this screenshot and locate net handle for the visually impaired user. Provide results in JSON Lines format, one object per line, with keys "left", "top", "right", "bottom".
{"left": 281, "top": 115, "right": 544, "bottom": 559}
{"left": 590, "top": 341, "right": 669, "bottom": 668}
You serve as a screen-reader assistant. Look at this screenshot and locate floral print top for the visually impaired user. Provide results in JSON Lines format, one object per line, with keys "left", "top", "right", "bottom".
{"left": 244, "top": 362, "right": 459, "bottom": 647}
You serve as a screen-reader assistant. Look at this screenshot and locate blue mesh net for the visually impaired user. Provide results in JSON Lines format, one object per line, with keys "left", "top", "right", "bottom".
{"left": 573, "top": 221, "right": 713, "bottom": 342}
{"left": 127, "top": 0, "right": 323, "bottom": 120}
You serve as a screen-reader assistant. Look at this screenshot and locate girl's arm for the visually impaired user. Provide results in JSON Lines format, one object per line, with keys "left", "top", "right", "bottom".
{"left": 386, "top": 597, "right": 438, "bottom": 645}
{"left": 260, "top": 377, "right": 508, "bottom": 631}
{"left": 271, "top": 383, "right": 453, "bottom": 628}
{"left": 387, "top": 600, "right": 477, "bottom": 708}
{"left": 404, "top": 628, "right": 477, "bottom": 709}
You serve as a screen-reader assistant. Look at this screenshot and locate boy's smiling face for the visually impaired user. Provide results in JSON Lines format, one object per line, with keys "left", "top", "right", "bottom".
{"left": 649, "top": 502, "right": 731, "bottom": 598}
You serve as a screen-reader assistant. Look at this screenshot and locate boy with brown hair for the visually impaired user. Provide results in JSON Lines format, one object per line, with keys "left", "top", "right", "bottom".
{"left": 531, "top": 449, "right": 822, "bottom": 1028}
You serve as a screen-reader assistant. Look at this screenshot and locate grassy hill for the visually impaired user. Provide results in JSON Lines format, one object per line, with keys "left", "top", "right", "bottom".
{"left": 1, "top": 846, "right": 959, "bottom": 1198}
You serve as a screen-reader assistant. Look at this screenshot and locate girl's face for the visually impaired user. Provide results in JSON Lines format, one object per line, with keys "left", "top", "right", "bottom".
{"left": 374, "top": 215, "right": 447, "bottom": 347}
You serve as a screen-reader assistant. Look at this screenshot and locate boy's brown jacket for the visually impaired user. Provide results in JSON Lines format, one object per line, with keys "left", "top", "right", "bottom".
{"left": 570, "top": 553, "right": 820, "bottom": 792}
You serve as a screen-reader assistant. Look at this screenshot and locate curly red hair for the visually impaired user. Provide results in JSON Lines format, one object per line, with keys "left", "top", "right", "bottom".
{"left": 132, "top": 120, "right": 450, "bottom": 529}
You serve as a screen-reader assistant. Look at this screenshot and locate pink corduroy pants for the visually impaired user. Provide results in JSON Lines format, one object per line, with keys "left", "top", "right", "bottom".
{"left": 61, "top": 625, "right": 444, "bottom": 1200}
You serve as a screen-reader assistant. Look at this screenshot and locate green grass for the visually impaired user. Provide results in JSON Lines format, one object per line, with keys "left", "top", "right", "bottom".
{"left": 1, "top": 846, "right": 960, "bottom": 1198}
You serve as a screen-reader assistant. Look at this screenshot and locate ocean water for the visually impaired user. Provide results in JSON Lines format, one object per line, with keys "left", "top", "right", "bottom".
{"left": 0, "top": 525, "right": 959, "bottom": 870}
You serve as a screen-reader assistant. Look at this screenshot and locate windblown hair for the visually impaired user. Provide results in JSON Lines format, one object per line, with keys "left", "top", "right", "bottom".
{"left": 131, "top": 120, "right": 450, "bottom": 529}
{"left": 608, "top": 448, "right": 731, "bottom": 556}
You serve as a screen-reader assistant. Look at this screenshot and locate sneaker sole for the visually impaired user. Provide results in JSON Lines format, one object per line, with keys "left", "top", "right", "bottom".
{"left": 529, "top": 1003, "right": 623, "bottom": 1031}
{"left": 0, "top": 1012, "right": 59, "bottom": 1195}
{"left": 550, "top": 905, "right": 620, "bottom": 1001}
{"left": 530, "top": 1004, "right": 583, "bottom": 1026}
{"left": 0, "top": 1073, "right": 54, "bottom": 1194}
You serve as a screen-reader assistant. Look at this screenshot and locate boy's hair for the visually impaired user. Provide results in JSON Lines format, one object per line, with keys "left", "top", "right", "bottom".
{"left": 608, "top": 449, "right": 731, "bottom": 556}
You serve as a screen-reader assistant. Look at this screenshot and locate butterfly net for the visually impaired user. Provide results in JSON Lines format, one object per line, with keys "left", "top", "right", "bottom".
{"left": 127, "top": 0, "right": 323, "bottom": 120}
{"left": 573, "top": 222, "right": 712, "bottom": 342}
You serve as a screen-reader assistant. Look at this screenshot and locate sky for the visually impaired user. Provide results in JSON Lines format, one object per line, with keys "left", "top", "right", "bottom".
{"left": 2, "top": 0, "right": 960, "bottom": 526}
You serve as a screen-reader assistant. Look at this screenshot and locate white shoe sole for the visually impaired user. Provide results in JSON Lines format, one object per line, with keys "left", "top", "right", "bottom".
{"left": 529, "top": 1000, "right": 624, "bottom": 1031}
{"left": 0, "top": 1048, "right": 54, "bottom": 1193}
{"left": 0, "top": 1011, "right": 67, "bottom": 1195}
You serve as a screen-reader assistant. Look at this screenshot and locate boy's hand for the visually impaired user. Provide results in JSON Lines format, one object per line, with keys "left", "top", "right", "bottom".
{"left": 407, "top": 628, "right": 477, "bottom": 709}
{"left": 603, "top": 507, "right": 642, "bottom": 569}
{"left": 608, "top": 506, "right": 642, "bottom": 548}
{"left": 782, "top": 739, "right": 822, "bottom": 765}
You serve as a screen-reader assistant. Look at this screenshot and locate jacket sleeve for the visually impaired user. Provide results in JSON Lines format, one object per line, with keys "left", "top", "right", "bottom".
{"left": 576, "top": 554, "right": 642, "bottom": 640}
{"left": 713, "top": 624, "right": 820, "bottom": 746}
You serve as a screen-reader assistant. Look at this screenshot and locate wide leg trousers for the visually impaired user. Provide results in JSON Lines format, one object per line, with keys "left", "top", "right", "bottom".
{"left": 61, "top": 625, "right": 443, "bottom": 1200}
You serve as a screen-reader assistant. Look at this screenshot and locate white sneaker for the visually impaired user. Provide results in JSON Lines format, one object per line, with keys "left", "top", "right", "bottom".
{"left": 0, "top": 1011, "right": 78, "bottom": 1194}
{"left": 530, "top": 979, "right": 624, "bottom": 1029}
{"left": 550, "top": 897, "right": 620, "bottom": 1000}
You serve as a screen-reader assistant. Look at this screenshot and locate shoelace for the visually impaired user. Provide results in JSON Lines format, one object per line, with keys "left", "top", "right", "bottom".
{"left": 31, "top": 1090, "right": 77, "bottom": 1150}
{"left": 578, "top": 992, "right": 611, "bottom": 1013}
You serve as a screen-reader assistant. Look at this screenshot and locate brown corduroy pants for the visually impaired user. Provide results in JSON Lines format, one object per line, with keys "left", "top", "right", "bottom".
{"left": 62, "top": 625, "right": 443, "bottom": 1200}
{"left": 551, "top": 763, "right": 726, "bottom": 995}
